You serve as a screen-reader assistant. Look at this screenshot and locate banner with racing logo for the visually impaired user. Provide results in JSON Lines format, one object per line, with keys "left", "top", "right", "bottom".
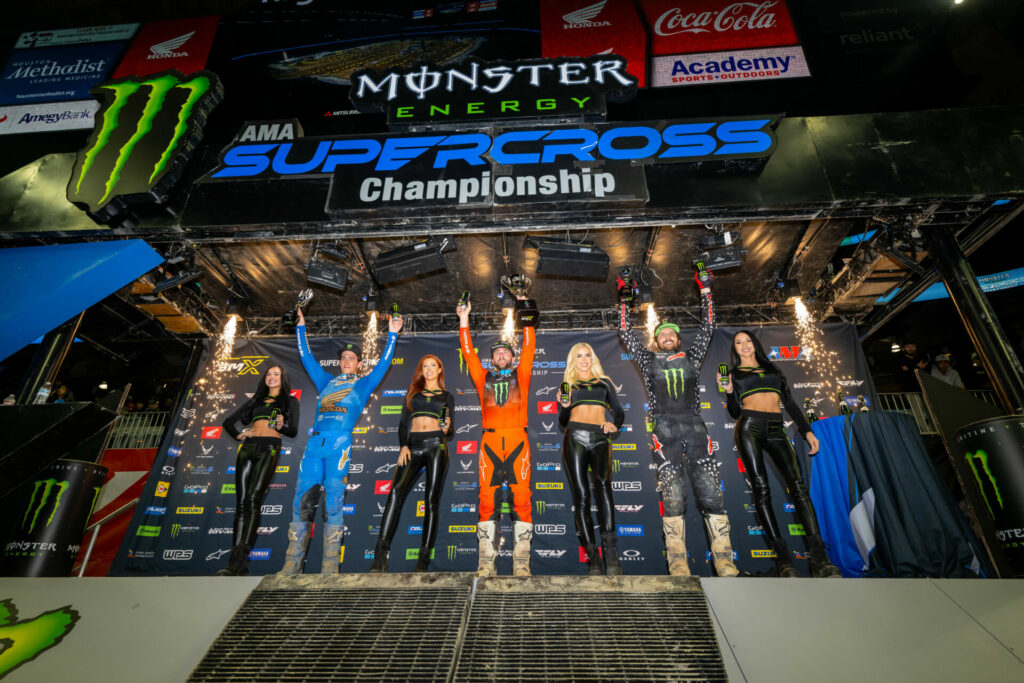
{"left": 110, "top": 322, "right": 873, "bottom": 576}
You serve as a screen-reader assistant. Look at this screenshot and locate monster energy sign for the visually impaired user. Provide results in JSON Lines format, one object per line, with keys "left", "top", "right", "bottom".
{"left": 4, "top": 460, "right": 108, "bottom": 577}
{"left": 66, "top": 69, "right": 223, "bottom": 224}
{"left": 955, "top": 417, "right": 1024, "bottom": 575}
{"left": 663, "top": 368, "right": 685, "bottom": 400}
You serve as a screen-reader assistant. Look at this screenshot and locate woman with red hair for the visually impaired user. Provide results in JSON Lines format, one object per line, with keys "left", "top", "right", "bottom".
{"left": 369, "top": 354, "right": 455, "bottom": 573}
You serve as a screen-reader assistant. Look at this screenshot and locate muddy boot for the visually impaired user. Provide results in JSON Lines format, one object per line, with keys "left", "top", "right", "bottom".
{"left": 662, "top": 516, "right": 690, "bottom": 576}
{"left": 217, "top": 544, "right": 250, "bottom": 576}
{"left": 704, "top": 514, "right": 739, "bottom": 577}
{"left": 585, "top": 545, "right": 604, "bottom": 575}
{"left": 368, "top": 541, "right": 388, "bottom": 574}
{"left": 513, "top": 521, "right": 533, "bottom": 577}
{"left": 321, "top": 523, "right": 344, "bottom": 575}
{"left": 476, "top": 520, "right": 497, "bottom": 577}
{"left": 771, "top": 538, "right": 799, "bottom": 578}
{"left": 601, "top": 536, "right": 621, "bottom": 576}
{"left": 277, "top": 522, "right": 311, "bottom": 576}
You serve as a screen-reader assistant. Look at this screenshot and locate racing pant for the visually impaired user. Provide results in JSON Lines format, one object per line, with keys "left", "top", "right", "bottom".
{"left": 233, "top": 436, "right": 281, "bottom": 548}
{"left": 562, "top": 422, "right": 614, "bottom": 550}
{"left": 479, "top": 427, "right": 532, "bottom": 523}
{"left": 650, "top": 413, "right": 725, "bottom": 518}
{"left": 377, "top": 432, "right": 449, "bottom": 556}
{"left": 292, "top": 431, "right": 352, "bottom": 526}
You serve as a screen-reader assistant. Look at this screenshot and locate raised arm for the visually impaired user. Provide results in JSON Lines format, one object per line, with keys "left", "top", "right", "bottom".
{"left": 618, "top": 301, "right": 653, "bottom": 371}
{"left": 358, "top": 327, "right": 399, "bottom": 397}
{"left": 296, "top": 322, "right": 334, "bottom": 393}
{"left": 516, "top": 323, "right": 535, "bottom": 395}
{"left": 685, "top": 273, "right": 714, "bottom": 367}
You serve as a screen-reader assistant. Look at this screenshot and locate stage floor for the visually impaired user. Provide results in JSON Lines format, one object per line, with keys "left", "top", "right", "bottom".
{"left": 1, "top": 576, "right": 1021, "bottom": 681}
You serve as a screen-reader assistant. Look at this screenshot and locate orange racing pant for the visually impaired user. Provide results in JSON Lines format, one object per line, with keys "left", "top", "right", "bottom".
{"left": 478, "top": 427, "right": 532, "bottom": 523}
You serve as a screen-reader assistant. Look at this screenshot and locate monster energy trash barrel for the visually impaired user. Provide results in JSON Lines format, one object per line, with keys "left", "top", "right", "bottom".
{"left": 955, "top": 416, "right": 1024, "bottom": 575}
{"left": 3, "top": 459, "right": 108, "bottom": 577}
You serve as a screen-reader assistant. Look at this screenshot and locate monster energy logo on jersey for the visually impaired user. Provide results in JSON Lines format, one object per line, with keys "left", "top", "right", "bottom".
{"left": 965, "top": 450, "right": 1003, "bottom": 518}
{"left": 662, "top": 368, "right": 685, "bottom": 400}
{"left": 22, "top": 479, "right": 70, "bottom": 534}
{"left": 67, "top": 70, "right": 223, "bottom": 220}
{"left": 489, "top": 375, "right": 512, "bottom": 406}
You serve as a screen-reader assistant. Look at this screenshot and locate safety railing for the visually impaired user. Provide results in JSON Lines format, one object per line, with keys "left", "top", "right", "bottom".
{"left": 107, "top": 411, "right": 169, "bottom": 449}
{"left": 877, "top": 390, "right": 999, "bottom": 435}
{"left": 75, "top": 497, "right": 139, "bottom": 577}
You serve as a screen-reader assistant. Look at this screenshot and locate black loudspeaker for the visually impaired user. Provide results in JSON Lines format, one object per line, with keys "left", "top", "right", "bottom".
{"left": 307, "top": 260, "right": 349, "bottom": 291}
{"left": 372, "top": 240, "right": 447, "bottom": 284}
{"left": 535, "top": 241, "right": 609, "bottom": 279}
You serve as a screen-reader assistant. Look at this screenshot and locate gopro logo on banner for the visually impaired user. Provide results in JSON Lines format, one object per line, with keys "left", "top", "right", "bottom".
{"left": 163, "top": 549, "right": 193, "bottom": 560}
{"left": 617, "top": 525, "right": 644, "bottom": 536}
{"left": 451, "top": 503, "right": 476, "bottom": 513}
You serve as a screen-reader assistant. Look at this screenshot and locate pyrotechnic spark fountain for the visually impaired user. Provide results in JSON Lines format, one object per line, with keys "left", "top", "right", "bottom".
{"left": 645, "top": 304, "right": 661, "bottom": 347}
{"left": 793, "top": 298, "right": 852, "bottom": 413}
{"left": 362, "top": 311, "right": 380, "bottom": 370}
{"left": 501, "top": 308, "right": 519, "bottom": 352}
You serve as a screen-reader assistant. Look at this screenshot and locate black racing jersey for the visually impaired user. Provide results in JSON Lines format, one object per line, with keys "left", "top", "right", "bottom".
{"left": 725, "top": 365, "right": 812, "bottom": 436}
{"left": 398, "top": 389, "right": 455, "bottom": 447}
{"left": 618, "top": 289, "right": 713, "bottom": 417}
{"left": 557, "top": 377, "right": 626, "bottom": 431}
{"left": 222, "top": 394, "right": 300, "bottom": 440}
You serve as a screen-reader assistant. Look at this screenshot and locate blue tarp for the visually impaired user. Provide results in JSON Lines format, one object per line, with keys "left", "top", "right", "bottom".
{"left": 0, "top": 240, "right": 163, "bottom": 361}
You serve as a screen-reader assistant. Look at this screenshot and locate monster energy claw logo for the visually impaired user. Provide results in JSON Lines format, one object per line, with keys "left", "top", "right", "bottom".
{"left": 964, "top": 450, "right": 1003, "bottom": 518}
{"left": 663, "top": 368, "right": 685, "bottom": 400}
{"left": 68, "top": 70, "right": 222, "bottom": 215}
{"left": 447, "top": 545, "right": 457, "bottom": 561}
{"left": 22, "top": 479, "right": 70, "bottom": 534}
{"left": 0, "top": 600, "right": 79, "bottom": 677}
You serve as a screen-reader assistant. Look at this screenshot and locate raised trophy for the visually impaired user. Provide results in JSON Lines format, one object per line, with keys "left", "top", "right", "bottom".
{"left": 282, "top": 288, "right": 314, "bottom": 331}
{"left": 502, "top": 273, "right": 537, "bottom": 327}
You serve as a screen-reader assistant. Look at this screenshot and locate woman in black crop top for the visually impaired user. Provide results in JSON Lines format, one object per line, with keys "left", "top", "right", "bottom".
{"left": 558, "top": 342, "right": 625, "bottom": 575}
{"left": 369, "top": 354, "right": 455, "bottom": 573}
{"left": 719, "top": 330, "right": 840, "bottom": 578}
{"left": 219, "top": 364, "right": 300, "bottom": 576}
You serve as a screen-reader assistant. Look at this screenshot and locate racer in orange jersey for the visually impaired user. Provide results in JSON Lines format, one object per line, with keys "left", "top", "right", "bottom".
{"left": 457, "top": 297, "right": 536, "bottom": 576}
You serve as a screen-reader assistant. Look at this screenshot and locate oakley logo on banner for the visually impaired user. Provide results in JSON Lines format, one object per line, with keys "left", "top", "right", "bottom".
{"left": 67, "top": 70, "right": 222, "bottom": 220}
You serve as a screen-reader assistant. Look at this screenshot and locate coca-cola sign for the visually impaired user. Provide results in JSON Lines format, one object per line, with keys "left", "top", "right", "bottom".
{"left": 640, "top": 0, "right": 800, "bottom": 54}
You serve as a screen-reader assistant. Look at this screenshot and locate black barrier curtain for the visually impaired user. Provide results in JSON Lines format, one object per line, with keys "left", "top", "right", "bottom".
{"left": 110, "top": 323, "right": 876, "bottom": 576}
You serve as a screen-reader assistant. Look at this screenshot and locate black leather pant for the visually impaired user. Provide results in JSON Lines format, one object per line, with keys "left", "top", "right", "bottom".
{"left": 377, "top": 432, "right": 449, "bottom": 553}
{"left": 651, "top": 413, "right": 725, "bottom": 517}
{"left": 234, "top": 437, "right": 280, "bottom": 547}
{"left": 734, "top": 410, "right": 825, "bottom": 548}
{"left": 562, "top": 423, "right": 615, "bottom": 549}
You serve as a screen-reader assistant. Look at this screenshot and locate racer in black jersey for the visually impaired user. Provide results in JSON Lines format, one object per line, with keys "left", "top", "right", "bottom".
{"left": 618, "top": 269, "right": 738, "bottom": 577}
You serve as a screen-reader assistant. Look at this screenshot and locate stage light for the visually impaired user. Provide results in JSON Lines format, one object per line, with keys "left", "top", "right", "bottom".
{"left": 891, "top": 343, "right": 901, "bottom": 353}
{"left": 778, "top": 279, "right": 801, "bottom": 305}
{"left": 307, "top": 248, "right": 349, "bottom": 291}
{"left": 693, "top": 244, "right": 746, "bottom": 271}
{"left": 524, "top": 237, "right": 609, "bottom": 280}
{"left": 153, "top": 268, "right": 202, "bottom": 294}
{"left": 364, "top": 291, "right": 380, "bottom": 313}
{"left": 371, "top": 237, "right": 453, "bottom": 284}
{"left": 697, "top": 230, "right": 741, "bottom": 250}
{"left": 226, "top": 300, "right": 247, "bottom": 320}
{"left": 98, "top": 380, "right": 108, "bottom": 391}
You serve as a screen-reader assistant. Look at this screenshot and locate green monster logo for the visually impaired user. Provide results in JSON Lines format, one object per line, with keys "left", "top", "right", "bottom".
{"left": 67, "top": 70, "right": 222, "bottom": 216}
{"left": 612, "top": 459, "right": 622, "bottom": 474}
{"left": 964, "top": 450, "right": 1003, "bottom": 518}
{"left": 22, "top": 479, "right": 70, "bottom": 534}
{"left": 447, "top": 545, "right": 457, "bottom": 561}
{"left": 662, "top": 368, "right": 685, "bottom": 400}
{"left": 534, "top": 500, "right": 546, "bottom": 515}
{"left": 0, "top": 599, "right": 79, "bottom": 677}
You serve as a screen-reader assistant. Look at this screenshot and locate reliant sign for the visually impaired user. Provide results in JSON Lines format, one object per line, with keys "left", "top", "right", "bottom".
{"left": 348, "top": 55, "right": 638, "bottom": 126}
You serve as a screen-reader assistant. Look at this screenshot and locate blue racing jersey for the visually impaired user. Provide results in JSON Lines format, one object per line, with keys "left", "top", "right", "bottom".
{"left": 296, "top": 324, "right": 398, "bottom": 433}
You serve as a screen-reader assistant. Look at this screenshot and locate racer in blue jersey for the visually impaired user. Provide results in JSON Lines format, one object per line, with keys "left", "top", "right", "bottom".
{"left": 279, "top": 308, "right": 403, "bottom": 574}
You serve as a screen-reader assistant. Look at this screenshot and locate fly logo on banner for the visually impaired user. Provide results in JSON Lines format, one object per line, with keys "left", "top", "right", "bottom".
{"left": 640, "top": 0, "right": 810, "bottom": 87}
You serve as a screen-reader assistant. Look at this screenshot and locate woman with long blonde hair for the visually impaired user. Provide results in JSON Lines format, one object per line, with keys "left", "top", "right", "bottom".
{"left": 558, "top": 342, "right": 625, "bottom": 574}
{"left": 369, "top": 354, "right": 454, "bottom": 573}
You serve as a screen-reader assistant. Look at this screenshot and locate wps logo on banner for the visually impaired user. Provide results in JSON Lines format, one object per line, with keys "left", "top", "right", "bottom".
{"left": 66, "top": 70, "right": 222, "bottom": 223}
{"left": 112, "top": 16, "right": 219, "bottom": 79}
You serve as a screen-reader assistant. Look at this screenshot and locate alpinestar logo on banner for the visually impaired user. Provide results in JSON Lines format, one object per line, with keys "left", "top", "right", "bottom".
{"left": 66, "top": 69, "right": 222, "bottom": 221}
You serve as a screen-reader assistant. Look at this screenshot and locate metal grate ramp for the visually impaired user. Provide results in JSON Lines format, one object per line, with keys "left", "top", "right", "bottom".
{"left": 454, "top": 576, "right": 726, "bottom": 683}
{"left": 188, "top": 574, "right": 472, "bottom": 682}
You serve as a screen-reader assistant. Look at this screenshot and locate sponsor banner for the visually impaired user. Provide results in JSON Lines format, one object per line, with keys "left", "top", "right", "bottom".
{"left": 15, "top": 24, "right": 139, "bottom": 49}
{"left": 651, "top": 45, "right": 810, "bottom": 88}
{"left": 0, "top": 99, "right": 98, "bottom": 135}
{"left": 0, "top": 43, "right": 126, "bottom": 105}
{"left": 540, "top": 0, "right": 648, "bottom": 87}
{"left": 640, "top": 0, "right": 800, "bottom": 55}
{"left": 112, "top": 16, "right": 220, "bottom": 79}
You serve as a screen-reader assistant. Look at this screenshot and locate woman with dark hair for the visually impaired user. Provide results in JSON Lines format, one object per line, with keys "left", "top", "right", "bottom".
{"left": 719, "top": 330, "right": 841, "bottom": 578}
{"left": 218, "top": 364, "right": 300, "bottom": 575}
{"left": 369, "top": 354, "right": 454, "bottom": 573}
{"left": 558, "top": 342, "right": 625, "bottom": 575}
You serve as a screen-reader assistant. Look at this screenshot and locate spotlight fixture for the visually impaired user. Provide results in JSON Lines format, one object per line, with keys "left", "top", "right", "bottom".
{"left": 692, "top": 244, "right": 746, "bottom": 272}
{"left": 364, "top": 291, "right": 381, "bottom": 313}
{"left": 777, "top": 278, "right": 801, "bottom": 304}
{"left": 98, "top": 380, "right": 108, "bottom": 391}
{"left": 697, "top": 230, "right": 742, "bottom": 250}
{"left": 524, "top": 237, "right": 609, "bottom": 280}
{"left": 153, "top": 268, "right": 202, "bottom": 293}
{"left": 307, "top": 247, "right": 349, "bottom": 291}
{"left": 371, "top": 237, "right": 454, "bottom": 285}
{"left": 226, "top": 299, "right": 248, "bottom": 320}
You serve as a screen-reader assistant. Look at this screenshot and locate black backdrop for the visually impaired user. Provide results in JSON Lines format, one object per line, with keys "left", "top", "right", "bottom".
{"left": 110, "top": 323, "right": 875, "bottom": 576}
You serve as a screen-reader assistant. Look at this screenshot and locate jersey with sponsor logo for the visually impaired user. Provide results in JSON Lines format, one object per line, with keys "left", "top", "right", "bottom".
{"left": 725, "top": 365, "right": 812, "bottom": 435}
{"left": 557, "top": 377, "right": 625, "bottom": 433}
{"left": 398, "top": 389, "right": 455, "bottom": 447}
{"left": 618, "top": 288, "right": 713, "bottom": 416}
{"left": 296, "top": 324, "right": 397, "bottom": 433}
{"left": 459, "top": 326, "right": 535, "bottom": 429}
